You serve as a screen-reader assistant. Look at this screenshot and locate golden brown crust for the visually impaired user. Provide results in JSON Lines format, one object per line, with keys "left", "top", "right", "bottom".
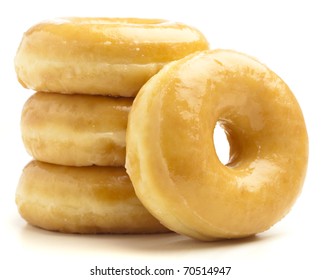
{"left": 16, "top": 161, "right": 169, "bottom": 234}
{"left": 126, "top": 49, "right": 309, "bottom": 241}
{"left": 21, "top": 92, "right": 132, "bottom": 166}
{"left": 15, "top": 17, "right": 209, "bottom": 96}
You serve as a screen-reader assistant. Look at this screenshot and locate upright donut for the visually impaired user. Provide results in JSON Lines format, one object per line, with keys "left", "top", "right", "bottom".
{"left": 14, "top": 17, "right": 209, "bottom": 96}
{"left": 126, "top": 49, "right": 309, "bottom": 241}
{"left": 21, "top": 92, "right": 132, "bottom": 166}
{"left": 16, "top": 161, "right": 169, "bottom": 233}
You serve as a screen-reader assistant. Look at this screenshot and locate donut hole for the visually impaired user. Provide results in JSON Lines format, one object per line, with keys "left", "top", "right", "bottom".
{"left": 213, "top": 122, "right": 230, "bottom": 165}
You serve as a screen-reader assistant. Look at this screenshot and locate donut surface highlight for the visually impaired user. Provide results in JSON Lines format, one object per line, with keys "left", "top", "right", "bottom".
{"left": 126, "top": 49, "right": 309, "bottom": 241}
{"left": 16, "top": 161, "right": 169, "bottom": 234}
{"left": 15, "top": 17, "right": 209, "bottom": 96}
{"left": 21, "top": 92, "right": 131, "bottom": 166}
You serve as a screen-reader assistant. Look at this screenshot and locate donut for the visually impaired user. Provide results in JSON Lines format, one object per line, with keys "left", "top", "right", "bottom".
{"left": 21, "top": 91, "right": 132, "bottom": 166}
{"left": 126, "top": 49, "right": 309, "bottom": 241}
{"left": 16, "top": 161, "right": 169, "bottom": 234}
{"left": 14, "top": 17, "right": 209, "bottom": 97}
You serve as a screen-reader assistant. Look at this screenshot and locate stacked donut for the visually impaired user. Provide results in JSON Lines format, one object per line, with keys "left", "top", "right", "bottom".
{"left": 14, "top": 18, "right": 209, "bottom": 233}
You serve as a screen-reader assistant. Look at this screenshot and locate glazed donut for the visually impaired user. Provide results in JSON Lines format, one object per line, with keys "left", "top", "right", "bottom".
{"left": 14, "top": 17, "right": 209, "bottom": 97}
{"left": 126, "top": 49, "right": 309, "bottom": 241}
{"left": 16, "top": 161, "right": 169, "bottom": 234}
{"left": 21, "top": 91, "right": 132, "bottom": 166}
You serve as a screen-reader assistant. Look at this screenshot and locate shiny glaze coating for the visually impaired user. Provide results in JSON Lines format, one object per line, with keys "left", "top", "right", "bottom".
{"left": 21, "top": 92, "right": 132, "bottom": 166}
{"left": 16, "top": 161, "right": 169, "bottom": 233}
{"left": 15, "top": 17, "right": 209, "bottom": 96}
{"left": 126, "top": 49, "right": 309, "bottom": 241}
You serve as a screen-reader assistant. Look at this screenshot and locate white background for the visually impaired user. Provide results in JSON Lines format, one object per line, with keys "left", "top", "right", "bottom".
{"left": 1, "top": 0, "right": 320, "bottom": 279}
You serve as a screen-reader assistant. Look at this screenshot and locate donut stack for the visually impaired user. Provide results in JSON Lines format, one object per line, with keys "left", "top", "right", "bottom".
{"left": 14, "top": 18, "right": 209, "bottom": 233}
